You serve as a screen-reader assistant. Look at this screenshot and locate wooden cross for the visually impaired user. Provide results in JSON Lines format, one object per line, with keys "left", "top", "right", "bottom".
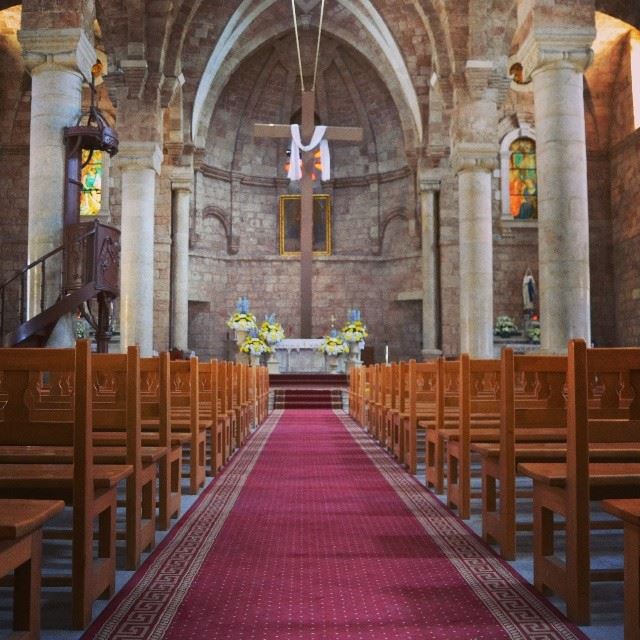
{"left": 254, "top": 91, "right": 362, "bottom": 338}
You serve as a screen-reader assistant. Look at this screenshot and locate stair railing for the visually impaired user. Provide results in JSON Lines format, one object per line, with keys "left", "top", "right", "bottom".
{"left": 0, "top": 220, "right": 120, "bottom": 344}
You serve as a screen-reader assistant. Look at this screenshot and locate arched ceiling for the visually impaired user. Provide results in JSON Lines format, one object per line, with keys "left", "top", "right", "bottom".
{"left": 187, "top": 0, "right": 433, "bottom": 151}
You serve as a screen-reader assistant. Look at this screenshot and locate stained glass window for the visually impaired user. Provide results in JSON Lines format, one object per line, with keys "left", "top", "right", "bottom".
{"left": 80, "top": 149, "right": 103, "bottom": 217}
{"left": 509, "top": 138, "right": 537, "bottom": 220}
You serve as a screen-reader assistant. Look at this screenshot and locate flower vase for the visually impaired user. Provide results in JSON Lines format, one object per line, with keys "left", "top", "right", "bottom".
{"left": 235, "top": 329, "right": 248, "bottom": 345}
{"left": 266, "top": 349, "right": 280, "bottom": 374}
{"left": 250, "top": 352, "right": 261, "bottom": 367}
{"left": 326, "top": 354, "right": 340, "bottom": 374}
{"left": 346, "top": 342, "right": 362, "bottom": 372}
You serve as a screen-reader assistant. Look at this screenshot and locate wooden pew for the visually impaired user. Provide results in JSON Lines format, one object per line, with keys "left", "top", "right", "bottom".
{"left": 444, "top": 356, "right": 501, "bottom": 519}
{"left": 601, "top": 498, "right": 640, "bottom": 640}
{"left": 140, "top": 353, "right": 182, "bottom": 530}
{"left": 216, "top": 360, "right": 234, "bottom": 464}
{"left": 390, "top": 361, "right": 409, "bottom": 460}
{"left": 198, "top": 359, "right": 223, "bottom": 474}
{"left": 0, "top": 499, "right": 65, "bottom": 638}
{"left": 169, "top": 357, "right": 207, "bottom": 494}
{"left": 380, "top": 363, "right": 395, "bottom": 451}
{"left": 0, "top": 341, "right": 132, "bottom": 628}
{"left": 403, "top": 359, "right": 438, "bottom": 475}
{"left": 349, "top": 367, "right": 360, "bottom": 421}
{"left": 518, "top": 339, "right": 640, "bottom": 624}
{"left": 472, "top": 348, "right": 567, "bottom": 559}
{"left": 424, "top": 358, "right": 456, "bottom": 493}
{"left": 91, "top": 347, "right": 162, "bottom": 569}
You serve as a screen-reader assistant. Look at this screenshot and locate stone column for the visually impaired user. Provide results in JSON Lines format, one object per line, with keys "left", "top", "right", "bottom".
{"left": 518, "top": 28, "right": 595, "bottom": 352}
{"left": 419, "top": 171, "right": 442, "bottom": 360}
{"left": 453, "top": 143, "right": 497, "bottom": 358}
{"left": 170, "top": 173, "right": 193, "bottom": 352}
{"left": 19, "top": 29, "right": 95, "bottom": 316}
{"left": 117, "top": 142, "right": 163, "bottom": 356}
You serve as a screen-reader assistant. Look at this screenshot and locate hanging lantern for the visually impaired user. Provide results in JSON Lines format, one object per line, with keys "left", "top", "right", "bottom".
{"left": 63, "top": 60, "right": 119, "bottom": 226}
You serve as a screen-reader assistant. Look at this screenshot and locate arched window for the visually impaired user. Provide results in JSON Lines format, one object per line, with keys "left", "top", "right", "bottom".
{"left": 509, "top": 138, "right": 537, "bottom": 220}
{"left": 500, "top": 127, "right": 537, "bottom": 223}
{"left": 79, "top": 149, "right": 103, "bottom": 217}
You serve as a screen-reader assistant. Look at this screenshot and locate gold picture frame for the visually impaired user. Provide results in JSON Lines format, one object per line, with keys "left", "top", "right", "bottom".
{"left": 279, "top": 194, "right": 332, "bottom": 256}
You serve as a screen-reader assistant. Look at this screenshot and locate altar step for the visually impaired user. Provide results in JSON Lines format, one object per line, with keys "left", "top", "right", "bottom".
{"left": 269, "top": 373, "right": 348, "bottom": 387}
{"left": 273, "top": 388, "right": 344, "bottom": 410}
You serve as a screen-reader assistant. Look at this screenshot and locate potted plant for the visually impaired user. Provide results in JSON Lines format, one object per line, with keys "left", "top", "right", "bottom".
{"left": 341, "top": 309, "right": 368, "bottom": 370}
{"left": 494, "top": 315, "right": 519, "bottom": 339}
{"left": 239, "top": 335, "right": 272, "bottom": 366}
{"left": 318, "top": 331, "right": 349, "bottom": 373}
{"left": 226, "top": 297, "right": 257, "bottom": 344}
{"left": 259, "top": 315, "right": 285, "bottom": 373}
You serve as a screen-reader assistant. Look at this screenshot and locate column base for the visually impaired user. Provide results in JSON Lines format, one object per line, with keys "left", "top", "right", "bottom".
{"left": 421, "top": 349, "right": 442, "bottom": 361}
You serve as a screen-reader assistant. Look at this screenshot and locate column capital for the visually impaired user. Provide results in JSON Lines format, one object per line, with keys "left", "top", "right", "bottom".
{"left": 514, "top": 26, "right": 595, "bottom": 80}
{"left": 116, "top": 141, "right": 163, "bottom": 175}
{"left": 19, "top": 28, "right": 94, "bottom": 78}
{"left": 170, "top": 168, "right": 194, "bottom": 193}
{"left": 418, "top": 169, "right": 443, "bottom": 193}
{"left": 452, "top": 142, "right": 498, "bottom": 174}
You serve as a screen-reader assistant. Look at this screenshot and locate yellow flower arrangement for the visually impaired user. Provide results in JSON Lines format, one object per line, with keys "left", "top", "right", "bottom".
{"left": 226, "top": 312, "right": 257, "bottom": 331}
{"left": 341, "top": 320, "right": 368, "bottom": 343}
{"left": 239, "top": 336, "right": 272, "bottom": 355}
{"left": 258, "top": 319, "right": 285, "bottom": 345}
{"left": 318, "top": 335, "right": 349, "bottom": 355}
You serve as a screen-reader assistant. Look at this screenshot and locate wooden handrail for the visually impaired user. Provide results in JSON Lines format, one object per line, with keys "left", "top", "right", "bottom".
{"left": 0, "top": 220, "right": 120, "bottom": 346}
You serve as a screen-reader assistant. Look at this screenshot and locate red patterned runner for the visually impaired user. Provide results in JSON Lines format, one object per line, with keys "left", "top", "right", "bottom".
{"left": 83, "top": 409, "right": 586, "bottom": 639}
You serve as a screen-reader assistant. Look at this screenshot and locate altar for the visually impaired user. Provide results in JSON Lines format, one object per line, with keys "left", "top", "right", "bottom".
{"left": 274, "top": 339, "right": 345, "bottom": 373}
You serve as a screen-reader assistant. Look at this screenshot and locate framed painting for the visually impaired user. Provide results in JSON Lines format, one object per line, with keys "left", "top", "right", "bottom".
{"left": 279, "top": 194, "right": 332, "bottom": 256}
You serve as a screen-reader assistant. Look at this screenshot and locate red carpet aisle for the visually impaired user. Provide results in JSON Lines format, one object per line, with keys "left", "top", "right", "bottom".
{"left": 83, "top": 410, "right": 586, "bottom": 640}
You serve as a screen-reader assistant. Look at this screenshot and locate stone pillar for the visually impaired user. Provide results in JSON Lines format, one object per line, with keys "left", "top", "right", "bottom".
{"left": 453, "top": 144, "right": 497, "bottom": 358}
{"left": 117, "top": 142, "right": 163, "bottom": 356}
{"left": 419, "top": 171, "right": 442, "bottom": 360}
{"left": 518, "top": 28, "right": 595, "bottom": 352}
{"left": 19, "top": 29, "right": 95, "bottom": 317}
{"left": 170, "top": 173, "right": 193, "bottom": 352}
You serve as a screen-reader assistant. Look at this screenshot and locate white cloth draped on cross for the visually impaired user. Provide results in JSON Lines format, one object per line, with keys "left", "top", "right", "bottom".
{"left": 287, "top": 124, "right": 331, "bottom": 182}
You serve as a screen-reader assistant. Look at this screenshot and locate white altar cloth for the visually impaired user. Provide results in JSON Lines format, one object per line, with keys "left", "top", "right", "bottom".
{"left": 275, "top": 339, "right": 340, "bottom": 373}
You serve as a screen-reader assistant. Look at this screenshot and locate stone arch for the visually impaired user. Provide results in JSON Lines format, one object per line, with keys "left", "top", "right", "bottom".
{"left": 190, "top": 0, "right": 423, "bottom": 153}
{"left": 202, "top": 206, "right": 239, "bottom": 255}
{"left": 376, "top": 208, "right": 414, "bottom": 256}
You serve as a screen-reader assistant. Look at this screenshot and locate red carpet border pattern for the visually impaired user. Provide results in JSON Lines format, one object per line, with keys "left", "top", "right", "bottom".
{"left": 82, "top": 410, "right": 283, "bottom": 640}
{"left": 335, "top": 410, "right": 585, "bottom": 640}
{"left": 83, "top": 409, "right": 587, "bottom": 640}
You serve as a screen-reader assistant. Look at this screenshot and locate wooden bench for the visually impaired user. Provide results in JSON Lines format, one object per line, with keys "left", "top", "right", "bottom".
{"left": 140, "top": 353, "right": 182, "bottom": 530}
{"left": 198, "top": 359, "right": 223, "bottom": 475}
{"left": 0, "top": 341, "right": 132, "bottom": 628}
{"left": 92, "top": 347, "right": 162, "bottom": 569}
{"left": 168, "top": 357, "right": 207, "bottom": 494}
{"left": 518, "top": 339, "right": 640, "bottom": 624}
{"left": 0, "top": 499, "right": 65, "bottom": 638}
{"left": 472, "top": 348, "right": 568, "bottom": 558}
{"left": 389, "top": 361, "right": 409, "bottom": 460}
{"left": 424, "top": 358, "right": 458, "bottom": 494}
{"left": 5, "top": 348, "right": 165, "bottom": 569}
{"left": 402, "top": 360, "right": 438, "bottom": 475}
{"left": 442, "top": 356, "right": 501, "bottom": 518}
{"left": 601, "top": 498, "right": 640, "bottom": 640}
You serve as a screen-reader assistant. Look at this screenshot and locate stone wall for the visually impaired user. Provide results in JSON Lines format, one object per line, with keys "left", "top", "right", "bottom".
{"left": 0, "top": 8, "right": 29, "bottom": 330}
{"left": 611, "top": 128, "right": 640, "bottom": 345}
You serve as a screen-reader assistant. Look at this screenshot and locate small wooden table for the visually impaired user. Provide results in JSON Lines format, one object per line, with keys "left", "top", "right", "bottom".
{"left": 0, "top": 499, "right": 65, "bottom": 639}
{"left": 601, "top": 498, "right": 640, "bottom": 640}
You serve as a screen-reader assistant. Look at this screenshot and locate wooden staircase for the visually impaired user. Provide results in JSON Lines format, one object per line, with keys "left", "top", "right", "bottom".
{"left": 0, "top": 220, "right": 120, "bottom": 349}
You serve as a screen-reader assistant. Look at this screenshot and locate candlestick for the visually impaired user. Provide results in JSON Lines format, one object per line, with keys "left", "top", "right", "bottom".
{"left": 385, "top": 344, "right": 389, "bottom": 364}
